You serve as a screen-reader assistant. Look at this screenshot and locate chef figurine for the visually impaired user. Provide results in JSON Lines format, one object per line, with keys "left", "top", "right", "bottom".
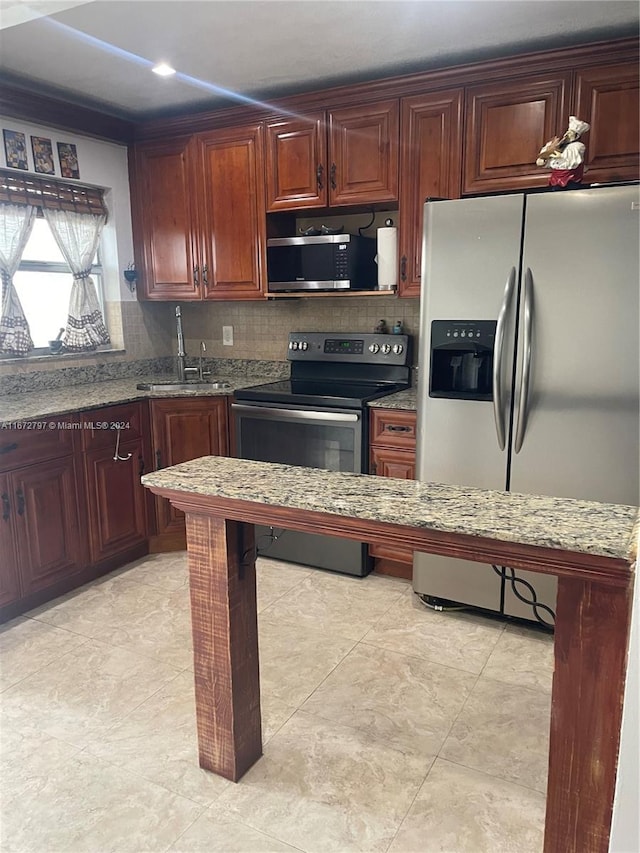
{"left": 535, "top": 116, "right": 591, "bottom": 188}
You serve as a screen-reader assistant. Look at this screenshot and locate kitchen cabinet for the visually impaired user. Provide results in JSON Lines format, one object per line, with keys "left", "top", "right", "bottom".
{"left": 574, "top": 61, "right": 640, "bottom": 184}
{"left": 0, "top": 473, "right": 21, "bottom": 607}
{"left": 265, "top": 100, "right": 399, "bottom": 211}
{"left": 132, "top": 136, "right": 201, "bottom": 300}
{"left": 463, "top": 72, "right": 572, "bottom": 194}
{"left": 0, "top": 424, "right": 85, "bottom": 604}
{"left": 369, "top": 407, "right": 416, "bottom": 578}
{"left": 133, "top": 125, "right": 267, "bottom": 301}
{"left": 150, "top": 397, "right": 229, "bottom": 545}
{"left": 81, "top": 402, "right": 150, "bottom": 568}
{"left": 398, "top": 88, "right": 463, "bottom": 298}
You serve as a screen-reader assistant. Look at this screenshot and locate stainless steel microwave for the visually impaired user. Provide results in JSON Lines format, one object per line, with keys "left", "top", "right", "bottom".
{"left": 266, "top": 234, "right": 377, "bottom": 292}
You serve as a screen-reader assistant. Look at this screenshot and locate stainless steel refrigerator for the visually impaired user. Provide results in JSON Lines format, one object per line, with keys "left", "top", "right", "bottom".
{"left": 413, "top": 184, "right": 640, "bottom": 627}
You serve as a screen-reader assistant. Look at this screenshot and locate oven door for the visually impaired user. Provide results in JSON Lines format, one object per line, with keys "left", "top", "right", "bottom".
{"left": 232, "top": 402, "right": 370, "bottom": 575}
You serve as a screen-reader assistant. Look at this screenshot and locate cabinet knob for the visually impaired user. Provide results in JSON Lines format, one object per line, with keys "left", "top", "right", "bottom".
{"left": 400, "top": 256, "right": 407, "bottom": 282}
{"left": 0, "top": 442, "right": 18, "bottom": 455}
{"left": 202, "top": 265, "right": 209, "bottom": 285}
{"left": 330, "top": 162, "right": 337, "bottom": 191}
{"left": 16, "top": 489, "right": 25, "bottom": 516}
{"left": 1, "top": 492, "right": 9, "bottom": 522}
{"left": 193, "top": 266, "right": 200, "bottom": 286}
{"left": 386, "top": 424, "right": 411, "bottom": 432}
{"left": 155, "top": 449, "right": 162, "bottom": 470}
{"left": 316, "top": 164, "right": 324, "bottom": 190}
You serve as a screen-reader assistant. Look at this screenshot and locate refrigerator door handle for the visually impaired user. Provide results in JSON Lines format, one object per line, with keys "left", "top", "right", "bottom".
{"left": 514, "top": 267, "right": 534, "bottom": 454}
{"left": 492, "top": 266, "right": 516, "bottom": 450}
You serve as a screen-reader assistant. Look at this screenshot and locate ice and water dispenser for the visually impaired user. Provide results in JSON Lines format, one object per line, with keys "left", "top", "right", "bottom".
{"left": 429, "top": 320, "right": 496, "bottom": 401}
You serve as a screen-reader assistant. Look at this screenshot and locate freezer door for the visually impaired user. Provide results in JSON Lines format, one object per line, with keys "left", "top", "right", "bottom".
{"left": 505, "top": 185, "right": 640, "bottom": 620}
{"left": 414, "top": 194, "right": 524, "bottom": 608}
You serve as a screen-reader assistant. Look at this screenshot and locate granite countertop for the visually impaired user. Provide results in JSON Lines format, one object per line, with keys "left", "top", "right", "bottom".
{"left": 142, "top": 456, "right": 639, "bottom": 563}
{"left": 0, "top": 375, "right": 277, "bottom": 425}
{"left": 370, "top": 388, "right": 417, "bottom": 410}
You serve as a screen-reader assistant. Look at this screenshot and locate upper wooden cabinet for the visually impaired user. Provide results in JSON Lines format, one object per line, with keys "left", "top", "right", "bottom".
{"left": 198, "top": 124, "right": 267, "bottom": 300}
{"left": 398, "top": 89, "right": 463, "bottom": 298}
{"left": 133, "top": 126, "right": 267, "bottom": 301}
{"left": 265, "top": 100, "right": 399, "bottom": 211}
{"left": 132, "top": 137, "right": 201, "bottom": 300}
{"left": 463, "top": 73, "right": 572, "bottom": 194}
{"left": 574, "top": 61, "right": 640, "bottom": 184}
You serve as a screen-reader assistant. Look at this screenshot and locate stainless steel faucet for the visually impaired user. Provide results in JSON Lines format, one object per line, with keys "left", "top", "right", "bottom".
{"left": 198, "top": 341, "right": 211, "bottom": 381}
{"left": 175, "top": 305, "right": 199, "bottom": 382}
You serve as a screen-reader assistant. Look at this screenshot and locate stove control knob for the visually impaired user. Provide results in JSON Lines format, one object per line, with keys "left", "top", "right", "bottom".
{"left": 290, "top": 341, "right": 299, "bottom": 350}
{"left": 381, "top": 343, "right": 392, "bottom": 354}
{"left": 369, "top": 343, "right": 380, "bottom": 354}
{"left": 392, "top": 343, "right": 404, "bottom": 355}
{"left": 300, "top": 341, "right": 308, "bottom": 351}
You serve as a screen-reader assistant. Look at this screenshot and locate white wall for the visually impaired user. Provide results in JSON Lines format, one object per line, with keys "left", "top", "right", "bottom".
{"left": 0, "top": 115, "right": 134, "bottom": 304}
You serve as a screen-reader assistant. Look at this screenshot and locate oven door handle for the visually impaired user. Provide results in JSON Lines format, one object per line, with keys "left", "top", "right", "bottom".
{"left": 231, "top": 403, "right": 360, "bottom": 423}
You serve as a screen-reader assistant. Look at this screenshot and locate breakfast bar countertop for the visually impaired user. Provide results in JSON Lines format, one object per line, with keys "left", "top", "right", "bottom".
{"left": 141, "top": 455, "right": 639, "bottom": 563}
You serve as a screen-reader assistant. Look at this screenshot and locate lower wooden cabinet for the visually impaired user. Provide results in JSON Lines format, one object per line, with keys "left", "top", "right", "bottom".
{"left": 369, "top": 407, "right": 417, "bottom": 578}
{"left": 150, "top": 397, "right": 229, "bottom": 546}
{"left": 81, "top": 402, "right": 150, "bottom": 568}
{"left": 0, "top": 447, "right": 85, "bottom": 613}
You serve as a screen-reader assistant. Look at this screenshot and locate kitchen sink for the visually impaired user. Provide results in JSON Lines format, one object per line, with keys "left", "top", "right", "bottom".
{"left": 136, "top": 381, "right": 231, "bottom": 392}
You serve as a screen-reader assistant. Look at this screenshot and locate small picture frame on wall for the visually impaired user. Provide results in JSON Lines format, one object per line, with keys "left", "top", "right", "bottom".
{"left": 31, "top": 136, "right": 55, "bottom": 175}
{"left": 57, "top": 141, "right": 80, "bottom": 179}
{"left": 3, "top": 129, "right": 28, "bottom": 170}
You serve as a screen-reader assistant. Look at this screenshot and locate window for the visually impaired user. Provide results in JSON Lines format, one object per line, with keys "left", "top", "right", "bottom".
{"left": 13, "top": 218, "right": 104, "bottom": 350}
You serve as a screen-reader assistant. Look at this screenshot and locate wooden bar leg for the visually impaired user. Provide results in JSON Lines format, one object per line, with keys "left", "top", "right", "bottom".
{"left": 185, "top": 513, "right": 262, "bottom": 781}
{"left": 544, "top": 576, "right": 633, "bottom": 853}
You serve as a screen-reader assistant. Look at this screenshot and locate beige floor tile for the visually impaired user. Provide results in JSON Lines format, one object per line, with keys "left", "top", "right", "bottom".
{"left": 120, "top": 550, "right": 189, "bottom": 591}
{"left": 32, "top": 572, "right": 194, "bottom": 669}
{"left": 258, "top": 613, "right": 356, "bottom": 707}
{"left": 256, "top": 557, "right": 313, "bottom": 612}
{"left": 216, "top": 710, "right": 432, "bottom": 853}
{"left": 260, "top": 570, "right": 406, "bottom": 642}
{"left": 481, "top": 624, "right": 554, "bottom": 691}
{"left": 363, "top": 593, "right": 505, "bottom": 674}
{"left": 440, "top": 676, "right": 551, "bottom": 793}
{"left": 302, "top": 643, "right": 476, "bottom": 757}
{"left": 0, "top": 616, "right": 88, "bottom": 691}
{"left": 388, "top": 758, "right": 545, "bottom": 853}
{"left": 0, "top": 638, "right": 181, "bottom": 748}
{"left": 168, "top": 809, "right": 300, "bottom": 852}
{"left": 0, "top": 750, "right": 204, "bottom": 853}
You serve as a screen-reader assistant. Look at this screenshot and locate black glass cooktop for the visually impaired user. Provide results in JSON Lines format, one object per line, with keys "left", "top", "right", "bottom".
{"left": 235, "top": 378, "right": 408, "bottom": 409}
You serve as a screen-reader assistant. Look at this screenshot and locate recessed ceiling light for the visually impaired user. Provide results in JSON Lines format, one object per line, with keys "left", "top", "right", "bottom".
{"left": 152, "top": 62, "right": 176, "bottom": 77}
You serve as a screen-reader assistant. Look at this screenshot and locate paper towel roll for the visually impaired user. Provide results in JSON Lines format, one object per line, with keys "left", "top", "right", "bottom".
{"left": 376, "top": 226, "right": 398, "bottom": 289}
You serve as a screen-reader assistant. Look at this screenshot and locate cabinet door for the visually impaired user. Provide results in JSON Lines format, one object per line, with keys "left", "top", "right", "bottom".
{"left": 369, "top": 447, "right": 415, "bottom": 564}
{"left": 463, "top": 73, "right": 571, "bottom": 193}
{"left": 84, "top": 439, "right": 148, "bottom": 565}
{"left": 0, "top": 474, "right": 20, "bottom": 607}
{"left": 151, "top": 398, "right": 229, "bottom": 536}
{"left": 328, "top": 100, "right": 399, "bottom": 206}
{"left": 398, "top": 89, "right": 463, "bottom": 298}
{"left": 574, "top": 62, "right": 640, "bottom": 184}
{"left": 133, "top": 137, "right": 201, "bottom": 300}
{"left": 11, "top": 457, "right": 84, "bottom": 596}
{"left": 199, "top": 125, "right": 267, "bottom": 300}
{"left": 265, "top": 113, "right": 327, "bottom": 210}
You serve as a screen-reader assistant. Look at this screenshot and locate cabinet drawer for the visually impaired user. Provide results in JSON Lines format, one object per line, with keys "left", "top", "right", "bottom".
{"left": 0, "top": 421, "right": 74, "bottom": 472}
{"left": 370, "top": 408, "right": 416, "bottom": 450}
{"left": 80, "top": 402, "right": 147, "bottom": 450}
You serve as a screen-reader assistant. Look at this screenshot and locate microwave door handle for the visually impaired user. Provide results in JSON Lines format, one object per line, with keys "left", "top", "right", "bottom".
{"left": 514, "top": 268, "right": 534, "bottom": 454}
{"left": 492, "top": 267, "right": 516, "bottom": 451}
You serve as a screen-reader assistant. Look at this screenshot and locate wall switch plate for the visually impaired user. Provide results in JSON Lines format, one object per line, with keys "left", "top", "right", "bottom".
{"left": 222, "top": 325, "right": 234, "bottom": 346}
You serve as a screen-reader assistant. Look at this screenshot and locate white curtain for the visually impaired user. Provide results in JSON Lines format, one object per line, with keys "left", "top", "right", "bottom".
{"left": 43, "top": 208, "right": 110, "bottom": 351}
{"left": 0, "top": 202, "right": 35, "bottom": 356}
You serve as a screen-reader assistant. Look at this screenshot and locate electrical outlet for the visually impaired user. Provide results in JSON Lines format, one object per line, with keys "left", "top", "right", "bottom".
{"left": 222, "top": 325, "right": 234, "bottom": 346}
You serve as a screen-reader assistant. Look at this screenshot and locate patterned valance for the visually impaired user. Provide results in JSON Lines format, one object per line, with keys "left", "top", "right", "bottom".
{"left": 0, "top": 169, "right": 108, "bottom": 218}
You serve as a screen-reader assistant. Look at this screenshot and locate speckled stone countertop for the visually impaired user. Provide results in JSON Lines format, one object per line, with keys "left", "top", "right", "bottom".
{"left": 0, "top": 375, "right": 277, "bottom": 426}
{"left": 142, "top": 456, "right": 639, "bottom": 563}
{"left": 370, "top": 388, "right": 417, "bottom": 410}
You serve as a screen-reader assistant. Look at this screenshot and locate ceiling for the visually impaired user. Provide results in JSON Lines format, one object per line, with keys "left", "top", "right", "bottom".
{"left": 1, "top": 0, "right": 638, "bottom": 121}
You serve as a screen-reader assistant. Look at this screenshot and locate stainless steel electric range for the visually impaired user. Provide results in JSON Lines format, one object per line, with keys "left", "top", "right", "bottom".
{"left": 232, "top": 332, "right": 412, "bottom": 576}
